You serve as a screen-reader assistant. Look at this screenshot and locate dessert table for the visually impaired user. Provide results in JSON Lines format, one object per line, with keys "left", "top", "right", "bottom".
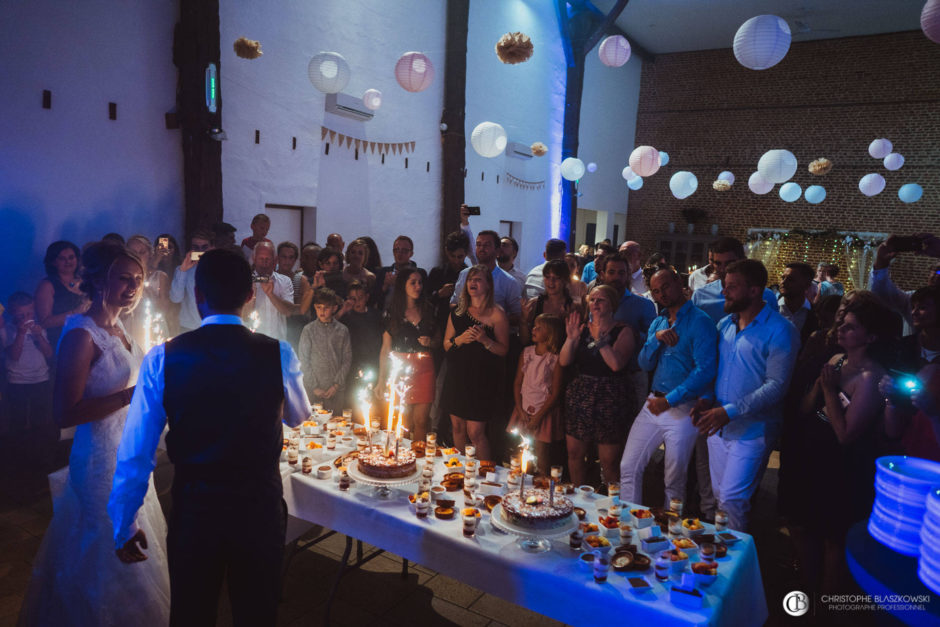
{"left": 279, "top": 444, "right": 768, "bottom": 627}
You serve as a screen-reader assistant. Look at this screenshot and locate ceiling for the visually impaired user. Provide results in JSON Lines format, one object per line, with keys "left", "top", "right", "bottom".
{"left": 589, "top": 0, "right": 926, "bottom": 55}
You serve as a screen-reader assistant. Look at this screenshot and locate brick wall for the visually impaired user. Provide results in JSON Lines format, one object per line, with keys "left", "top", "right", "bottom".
{"left": 627, "top": 31, "right": 940, "bottom": 290}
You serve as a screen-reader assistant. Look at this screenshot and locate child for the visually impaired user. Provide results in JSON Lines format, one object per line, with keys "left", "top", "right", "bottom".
{"left": 298, "top": 288, "right": 351, "bottom": 412}
{"left": 240, "top": 213, "right": 272, "bottom": 262}
{"left": 507, "top": 313, "right": 565, "bottom": 476}
{"left": 338, "top": 281, "right": 384, "bottom": 407}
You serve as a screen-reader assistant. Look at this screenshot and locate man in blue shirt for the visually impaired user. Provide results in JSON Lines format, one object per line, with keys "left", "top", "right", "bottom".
{"left": 452, "top": 230, "right": 521, "bottom": 324}
{"left": 620, "top": 269, "right": 717, "bottom": 509}
{"left": 692, "top": 259, "right": 799, "bottom": 531}
{"left": 691, "top": 237, "right": 776, "bottom": 323}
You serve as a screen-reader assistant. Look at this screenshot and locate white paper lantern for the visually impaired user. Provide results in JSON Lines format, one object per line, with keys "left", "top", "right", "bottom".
{"left": 923, "top": 0, "right": 940, "bottom": 44}
{"left": 362, "top": 89, "right": 382, "bottom": 111}
{"left": 587, "top": 162, "right": 598, "bottom": 173}
{"left": 899, "top": 183, "right": 924, "bottom": 203}
{"left": 717, "top": 170, "right": 735, "bottom": 184}
{"left": 757, "top": 149, "right": 798, "bottom": 184}
{"left": 598, "top": 35, "right": 631, "bottom": 67}
{"left": 859, "top": 173, "right": 886, "bottom": 197}
{"left": 395, "top": 52, "right": 435, "bottom": 93}
{"left": 805, "top": 185, "right": 826, "bottom": 204}
{"left": 779, "top": 182, "right": 802, "bottom": 202}
{"left": 629, "top": 146, "right": 660, "bottom": 177}
{"left": 627, "top": 176, "right": 644, "bottom": 191}
{"left": 560, "top": 158, "right": 586, "bottom": 181}
{"left": 658, "top": 151, "right": 670, "bottom": 166}
{"left": 884, "top": 153, "right": 905, "bottom": 171}
{"left": 748, "top": 171, "right": 773, "bottom": 195}
{"left": 869, "top": 138, "right": 893, "bottom": 159}
{"left": 669, "top": 171, "right": 698, "bottom": 199}
{"left": 470, "top": 122, "right": 507, "bottom": 158}
{"left": 307, "top": 52, "right": 351, "bottom": 94}
{"left": 733, "top": 15, "right": 791, "bottom": 70}
{"left": 621, "top": 166, "right": 639, "bottom": 181}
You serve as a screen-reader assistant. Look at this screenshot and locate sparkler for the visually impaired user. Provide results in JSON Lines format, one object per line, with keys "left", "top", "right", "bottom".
{"left": 248, "top": 310, "right": 261, "bottom": 333}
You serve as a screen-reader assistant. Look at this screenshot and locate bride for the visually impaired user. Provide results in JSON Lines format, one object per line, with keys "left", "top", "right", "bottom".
{"left": 19, "top": 241, "right": 170, "bottom": 626}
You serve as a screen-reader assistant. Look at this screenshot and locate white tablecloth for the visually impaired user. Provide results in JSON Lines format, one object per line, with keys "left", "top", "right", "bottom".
{"left": 280, "top": 451, "right": 768, "bottom": 627}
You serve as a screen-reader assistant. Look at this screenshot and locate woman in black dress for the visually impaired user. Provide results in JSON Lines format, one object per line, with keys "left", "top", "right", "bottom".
{"left": 35, "top": 241, "right": 88, "bottom": 350}
{"left": 442, "top": 265, "right": 509, "bottom": 460}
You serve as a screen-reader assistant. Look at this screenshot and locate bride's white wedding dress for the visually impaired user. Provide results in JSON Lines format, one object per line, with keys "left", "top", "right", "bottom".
{"left": 19, "top": 315, "right": 170, "bottom": 626}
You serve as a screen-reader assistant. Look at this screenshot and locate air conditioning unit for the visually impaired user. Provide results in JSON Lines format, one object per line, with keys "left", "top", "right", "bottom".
{"left": 505, "top": 141, "right": 533, "bottom": 159}
{"left": 325, "top": 92, "right": 374, "bottom": 121}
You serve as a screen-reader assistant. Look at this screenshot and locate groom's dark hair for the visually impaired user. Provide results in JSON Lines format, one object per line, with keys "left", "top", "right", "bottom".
{"left": 195, "top": 248, "right": 253, "bottom": 311}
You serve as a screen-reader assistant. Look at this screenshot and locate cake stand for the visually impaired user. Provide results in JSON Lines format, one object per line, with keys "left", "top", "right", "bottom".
{"left": 490, "top": 504, "right": 579, "bottom": 553}
{"left": 345, "top": 460, "right": 422, "bottom": 499}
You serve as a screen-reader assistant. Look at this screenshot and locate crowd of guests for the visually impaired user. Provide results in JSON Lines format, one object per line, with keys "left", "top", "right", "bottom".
{"left": 4, "top": 206, "right": 940, "bottom": 598}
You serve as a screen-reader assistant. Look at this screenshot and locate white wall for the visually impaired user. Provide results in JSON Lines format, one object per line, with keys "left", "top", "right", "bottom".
{"left": 0, "top": 0, "right": 183, "bottom": 301}
{"left": 220, "top": 0, "right": 446, "bottom": 270}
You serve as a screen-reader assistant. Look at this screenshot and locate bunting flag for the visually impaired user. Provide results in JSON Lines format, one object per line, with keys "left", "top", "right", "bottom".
{"left": 504, "top": 173, "right": 546, "bottom": 191}
{"left": 391, "top": 144, "right": 398, "bottom": 155}
{"left": 329, "top": 130, "right": 336, "bottom": 142}
{"left": 354, "top": 139, "right": 361, "bottom": 150}
{"left": 318, "top": 124, "right": 418, "bottom": 157}
{"left": 370, "top": 141, "right": 376, "bottom": 153}
{"left": 320, "top": 126, "right": 328, "bottom": 141}
{"left": 410, "top": 141, "right": 416, "bottom": 152}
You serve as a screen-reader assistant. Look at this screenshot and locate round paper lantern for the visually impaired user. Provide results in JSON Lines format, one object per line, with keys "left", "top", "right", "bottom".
{"left": 757, "top": 149, "right": 798, "bottom": 184}
{"left": 598, "top": 35, "right": 631, "bottom": 67}
{"left": 859, "top": 173, "right": 886, "bottom": 196}
{"left": 669, "top": 171, "right": 698, "bottom": 199}
{"left": 470, "top": 122, "right": 507, "bottom": 158}
{"left": 733, "top": 15, "right": 791, "bottom": 70}
{"left": 587, "top": 162, "right": 598, "bottom": 173}
{"left": 923, "top": 0, "right": 940, "bottom": 44}
{"left": 899, "top": 183, "right": 924, "bottom": 203}
{"left": 395, "top": 52, "right": 435, "bottom": 93}
{"left": 362, "top": 89, "right": 382, "bottom": 111}
{"left": 627, "top": 176, "right": 644, "bottom": 191}
{"left": 779, "top": 182, "right": 802, "bottom": 202}
{"left": 805, "top": 185, "right": 826, "bottom": 204}
{"left": 868, "top": 138, "right": 893, "bottom": 159}
{"left": 621, "top": 166, "right": 639, "bottom": 181}
{"left": 307, "top": 52, "right": 351, "bottom": 94}
{"left": 658, "top": 151, "right": 670, "bottom": 166}
{"left": 748, "top": 171, "right": 773, "bottom": 195}
{"left": 717, "top": 170, "right": 735, "bottom": 184}
{"left": 560, "top": 158, "right": 586, "bottom": 181}
{"left": 629, "top": 146, "right": 660, "bottom": 177}
{"left": 884, "top": 153, "right": 905, "bottom": 171}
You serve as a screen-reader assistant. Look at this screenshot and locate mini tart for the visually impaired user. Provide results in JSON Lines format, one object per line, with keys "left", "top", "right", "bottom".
{"left": 434, "top": 507, "right": 455, "bottom": 520}
{"left": 352, "top": 427, "right": 367, "bottom": 436}
{"left": 715, "top": 544, "right": 728, "bottom": 558}
{"left": 631, "top": 554, "right": 651, "bottom": 570}
{"left": 443, "top": 472, "right": 465, "bottom": 484}
{"left": 478, "top": 464, "right": 496, "bottom": 477}
{"left": 611, "top": 553, "right": 634, "bottom": 571}
{"left": 483, "top": 495, "right": 502, "bottom": 512}
{"left": 691, "top": 562, "right": 717, "bottom": 575}
{"left": 441, "top": 479, "right": 462, "bottom": 492}
{"left": 573, "top": 507, "right": 587, "bottom": 521}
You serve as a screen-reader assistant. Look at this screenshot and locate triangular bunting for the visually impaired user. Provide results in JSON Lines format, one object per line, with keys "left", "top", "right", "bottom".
{"left": 321, "top": 127, "right": 328, "bottom": 141}
{"left": 410, "top": 141, "right": 416, "bottom": 152}
{"left": 329, "top": 130, "right": 336, "bottom": 142}
{"left": 370, "top": 141, "right": 376, "bottom": 153}
{"left": 337, "top": 133, "right": 345, "bottom": 147}
{"left": 346, "top": 136, "right": 353, "bottom": 148}
{"left": 392, "top": 144, "right": 398, "bottom": 155}
{"left": 355, "top": 139, "right": 361, "bottom": 150}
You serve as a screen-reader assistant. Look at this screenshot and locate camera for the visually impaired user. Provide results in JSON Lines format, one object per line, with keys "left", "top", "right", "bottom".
{"left": 887, "top": 369, "right": 921, "bottom": 406}
{"left": 467, "top": 205, "right": 481, "bottom": 216}
{"left": 252, "top": 274, "right": 270, "bottom": 283}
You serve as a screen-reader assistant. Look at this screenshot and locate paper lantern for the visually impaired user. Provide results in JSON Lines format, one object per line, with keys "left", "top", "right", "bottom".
{"left": 233, "top": 37, "right": 263, "bottom": 59}
{"left": 748, "top": 171, "right": 773, "bottom": 195}
{"left": 362, "top": 89, "right": 382, "bottom": 111}
{"left": 899, "top": 183, "right": 924, "bottom": 203}
{"left": 805, "top": 185, "right": 826, "bottom": 204}
{"left": 808, "top": 158, "right": 833, "bottom": 175}
{"left": 733, "top": 15, "right": 791, "bottom": 70}
{"left": 621, "top": 166, "right": 638, "bottom": 181}
{"left": 859, "top": 173, "right": 886, "bottom": 197}
{"left": 627, "top": 176, "right": 644, "bottom": 191}
{"left": 669, "top": 171, "right": 698, "bottom": 199}
{"left": 884, "top": 153, "right": 905, "bottom": 171}
{"left": 757, "top": 149, "right": 797, "bottom": 184}
{"left": 629, "top": 146, "right": 660, "bottom": 177}
{"left": 495, "top": 32, "right": 534, "bottom": 64}
{"left": 869, "top": 138, "right": 893, "bottom": 159}
{"left": 659, "top": 151, "right": 670, "bottom": 166}
{"left": 308, "top": 52, "right": 350, "bottom": 94}
{"left": 923, "top": 0, "right": 940, "bottom": 44}
{"left": 530, "top": 142, "right": 548, "bottom": 157}
{"left": 598, "top": 35, "right": 631, "bottom": 67}
{"left": 713, "top": 180, "right": 732, "bottom": 191}
{"left": 470, "top": 122, "right": 507, "bottom": 158}
{"left": 779, "top": 182, "right": 802, "bottom": 202}
{"left": 717, "top": 171, "right": 735, "bottom": 184}
{"left": 586, "top": 162, "right": 598, "bottom": 173}
{"left": 560, "top": 158, "right": 586, "bottom": 181}
{"left": 395, "top": 52, "right": 434, "bottom": 93}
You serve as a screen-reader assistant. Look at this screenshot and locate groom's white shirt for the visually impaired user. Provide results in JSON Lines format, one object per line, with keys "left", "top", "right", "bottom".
{"left": 107, "top": 315, "right": 310, "bottom": 549}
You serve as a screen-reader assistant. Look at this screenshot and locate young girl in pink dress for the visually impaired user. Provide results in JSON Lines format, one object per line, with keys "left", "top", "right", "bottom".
{"left": 508, "top": 314, "right": 565, "bottom": 476}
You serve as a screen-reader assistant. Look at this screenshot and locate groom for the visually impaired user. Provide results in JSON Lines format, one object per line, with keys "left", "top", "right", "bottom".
{"left": 108, "top": 248, "right": 310, "bottom": 625}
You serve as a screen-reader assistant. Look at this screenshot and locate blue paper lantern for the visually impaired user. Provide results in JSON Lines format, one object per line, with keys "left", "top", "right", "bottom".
{"left": 899, "top": 183, "right": 924, "bottom": 203}
{"left": 717, "top": 171, "right": 735, "bottom": 184}
{"left": 779, "top": 182, "right": 802, "bottom": 202}
{"left": 733, "top": 15, "right": 791, "bottom": 70}
{"left": 669, "top": 171, "right": 698, "bottom": 199}
{"left": 627, "top": 176, "right": 643, "bottom": 191}
{"left": 659, "top": 151, "right": 670, "bottom": 166}
{"left": 805, "top": 185, "right": 826, "bottom": 204}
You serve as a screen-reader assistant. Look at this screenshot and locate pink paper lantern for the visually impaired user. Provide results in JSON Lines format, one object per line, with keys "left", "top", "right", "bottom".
{"left": 598, "top": 35, "right": 631, "bottom": 67}
{"left": 629, "top": 146, "right": 660, "bottom": 177}
{"left": 923, "top": 0, "right": 940, "bottom": 44}
{"left": 395, "top": 52, "right": 435, "bottom": 93}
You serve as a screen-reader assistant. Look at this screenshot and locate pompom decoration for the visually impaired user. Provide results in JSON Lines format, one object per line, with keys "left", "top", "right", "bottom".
{"left": 530, "top": 142, "right": 548, "bottom": 157}
{"left": 395, "top": 52, "right": 435, "bottom": 93}
{"left": 470, "top": 122, "right": 507, "bottom": 158}
{"left": 758, "top": 149, "right": 798, "bottom": 184}
{"left": 233, "top": 37, "right": 262, "bottom": 59}
{"left": 669, "top": 171, "right": 698, "bottom": 199}
{"left": 805, "top": 185, "right": 826, "bottom": 204}
{"left": 621, "top": 166, "right": 638, "bottom": 181}
{"left": 733, "top": 15, "right": 791, "bottom": 70}
{"left": 868, "top": 138, "right": 893, "bottom": 159}
{"left": 859, "top": 173, "right": 886, "bottom": 197}
{"left": 884, "top": 153, "right": 905, "bottom": 171}
{"left": 598, "top": 35, "right": 631, "bottom": 67}
{"left": 899, "top": 183, "right": 924, "bottom": 203}
{"left": 629, "top": 146, "right": 660, "bottom": 177}
{"left": 717, "top": 170, "right": 735, "bottom": 184}
{"left": 560, "top": 158, "right": 586, "bottom": 182}
{"left": 779, "top": 182, "right": 802, "bottom": 202}
{"left": 362, "top": 89, "right": 383, "bottom": 111}
{"left": 808, "top": 158, "right": 833, "bottom": 175}
{"left": 627, "top": 176, "right": 644, "bottom": 191}
{"left": 587, "top": 162, "right": 598, "bottom": 173}
{"left": 495, "top": 32, "right": 534, "bottom": 65}
{"left": 713, "top": 180, "right": 732, "bottom": 191}
{"left": 659, "top": 151, "right": 670, "bottom": 166}
{"left": 923, "top": 0, "right": 940, "bottom": 44}
{"left": 308, "top": 52, "right": 351, "bottom": 94}
{"left": 748, "top": 171, "right": 774, "bottom": 195}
